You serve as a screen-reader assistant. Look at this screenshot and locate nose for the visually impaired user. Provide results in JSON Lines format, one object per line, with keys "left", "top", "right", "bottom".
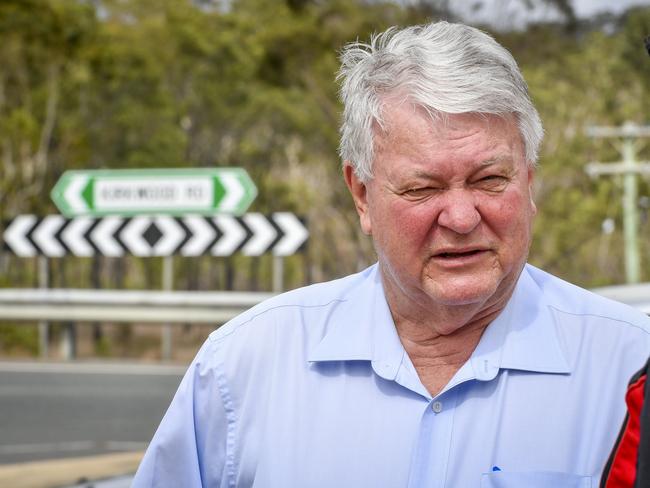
{"left": 436, "top": 189, "right": 481, "bottom": 234}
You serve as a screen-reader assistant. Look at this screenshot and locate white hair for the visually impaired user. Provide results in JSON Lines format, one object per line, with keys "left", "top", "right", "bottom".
{"left": 338, "top": 21, "right": 544, "bottom": 182}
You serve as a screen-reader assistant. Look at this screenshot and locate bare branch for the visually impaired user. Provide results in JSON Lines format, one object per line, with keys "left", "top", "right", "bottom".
{"left": 35, "top": 62, "right": 61, "bottom": 172}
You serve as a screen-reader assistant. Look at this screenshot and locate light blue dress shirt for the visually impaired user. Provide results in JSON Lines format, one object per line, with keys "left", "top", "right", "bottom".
{"left": 133, "top": 264, "right": 650, "bottom": 488}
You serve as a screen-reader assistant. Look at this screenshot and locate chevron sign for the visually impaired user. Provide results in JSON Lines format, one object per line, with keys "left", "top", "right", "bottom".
{"left": 2, "top": 213, "right": 308, "bottom": 257}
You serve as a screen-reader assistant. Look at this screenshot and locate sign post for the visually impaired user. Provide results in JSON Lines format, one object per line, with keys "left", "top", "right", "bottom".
{"left": 37, "top": 256, "right": 49, "bottom": 358}
{"left": 585, "top": 123, "right": 650, "bottom": 284}
{"left": 51, "top": 168, "right": 257, "bottom": 217}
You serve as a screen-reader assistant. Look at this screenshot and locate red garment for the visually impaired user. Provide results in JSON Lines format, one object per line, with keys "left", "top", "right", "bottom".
{"left": 601, "top": 359, "right": 649, "bottom": 488}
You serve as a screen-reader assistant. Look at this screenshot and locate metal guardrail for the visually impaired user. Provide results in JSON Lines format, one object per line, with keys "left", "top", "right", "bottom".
{"left": 591, "top": 282, "right": 650, "bottom": 315}
{"left": 2, "top": 283, "right": 649, "bottom": 361}
{"left": 0, "top": 288, "right": 275, "bottom": 324}
{"left": 2, "top": 283, "right": 650, "bottom": 323}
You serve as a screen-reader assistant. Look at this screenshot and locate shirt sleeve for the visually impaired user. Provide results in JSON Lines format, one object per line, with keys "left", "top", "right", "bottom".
{"left": 131, "top": 338, "right": 231, "bottom": 488}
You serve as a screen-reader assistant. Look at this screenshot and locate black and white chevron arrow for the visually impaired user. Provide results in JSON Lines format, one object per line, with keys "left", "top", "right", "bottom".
{"left": 2, "top": 213, "right": 308, "bottom": 258}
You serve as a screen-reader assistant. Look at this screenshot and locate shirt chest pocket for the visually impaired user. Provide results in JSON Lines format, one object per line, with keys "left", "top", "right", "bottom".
{"left": 481, "top": 471, "right": 592, "bottom": 488}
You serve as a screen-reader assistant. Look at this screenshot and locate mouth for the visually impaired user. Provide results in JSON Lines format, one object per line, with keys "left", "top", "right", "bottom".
{"left": 434, "top": 248, "right": 487, "bottom": 258}
{"left": 430, "top": 248, "right": 490, "bottom": 267}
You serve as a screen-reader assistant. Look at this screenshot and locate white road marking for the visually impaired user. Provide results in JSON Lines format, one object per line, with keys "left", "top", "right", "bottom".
{"left": 0, "top": 361, "right": 187, "bottom": 376}
{"left": 0, "top": 441, "right": 96, "bottom": 455}
{"left": 0, "top": 440, "right": 147, "bottom": 455}
{"left": 105, "top": 441, "right": 148, "bottom": 451}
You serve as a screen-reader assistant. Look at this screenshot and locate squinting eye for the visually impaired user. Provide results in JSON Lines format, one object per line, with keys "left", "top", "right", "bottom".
{"left": 476, "top": 175, "right": 507, "bottom": 188}
{"left": 403, "top": 187, "right": 438, "bottom": 197}
{"left": 470, "top": 174, "right": 510, "bottom": 194}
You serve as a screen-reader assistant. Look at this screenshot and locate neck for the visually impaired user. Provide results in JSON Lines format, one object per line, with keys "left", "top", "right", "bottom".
{"left": 382, "top": 274, "right": 514, "bottom": 396}
{"left": 393, "top": 299, "right": 500, "bottom": 360}
{"left": 383, "top": 272, "right": 511, "bottom": 340}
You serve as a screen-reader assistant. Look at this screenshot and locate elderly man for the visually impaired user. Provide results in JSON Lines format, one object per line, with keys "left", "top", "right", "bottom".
{"left": 133, "top": 22, "right": 650, "bottom": 487}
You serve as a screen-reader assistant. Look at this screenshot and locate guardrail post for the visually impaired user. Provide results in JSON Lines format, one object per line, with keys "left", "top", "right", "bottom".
{"left": 272, "top": 256, "right": 284, "bottom": 293}
{"left": 60, "top": 322, "right": 76, "bottom": 360}
{"left": 161, "top": 256, "right": 173, "bottom": 361}
{"left": 37, "top": 256, "right": 49, "bottom": 358}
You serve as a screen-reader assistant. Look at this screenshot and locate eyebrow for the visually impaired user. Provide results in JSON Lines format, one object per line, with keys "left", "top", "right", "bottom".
{"left": 411, "top": 155, "right": 513, "bottom": 177}
{"left": 401, "top": 155, "right": 515, "bottom": 182}
{"left": 408, "top": 169, "right": 440, "bottom": 180}
{"left": 479, "top": 155, "right": 513, "bottom": 167}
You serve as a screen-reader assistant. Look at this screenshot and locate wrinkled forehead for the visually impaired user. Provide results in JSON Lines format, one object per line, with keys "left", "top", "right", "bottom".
{"left": 373, "top": 99, "right": 524, "bottom": 158}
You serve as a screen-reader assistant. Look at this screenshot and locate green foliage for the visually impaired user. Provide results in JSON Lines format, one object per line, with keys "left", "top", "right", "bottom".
{"left": 0, "top": 324, "right": 38, "bottom": 355}
{"left": 506, "top": 19, "right": 650, "bottom": 285}
{"left": 1, "top": 0, "right": 649, "bottom": 296}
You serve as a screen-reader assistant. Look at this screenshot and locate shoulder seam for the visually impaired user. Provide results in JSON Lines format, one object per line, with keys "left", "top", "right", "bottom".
{"left": 548, "top": 304, "right": 650, "bottom": 335}
{"left": 208, "top": 299, "right": 348, "bottom": 344}
{"left": 206, "top": 296, "right": 348, "bottom": 485}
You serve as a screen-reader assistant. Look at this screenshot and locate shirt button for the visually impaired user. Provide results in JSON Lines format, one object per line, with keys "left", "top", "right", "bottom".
{"left": 432, "top": 401, "right": 442, "bottom": 413}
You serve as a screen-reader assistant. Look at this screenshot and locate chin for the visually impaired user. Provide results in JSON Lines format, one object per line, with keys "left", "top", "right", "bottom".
{"left": 422, "top": 278, "right": 499, "bottom": 307}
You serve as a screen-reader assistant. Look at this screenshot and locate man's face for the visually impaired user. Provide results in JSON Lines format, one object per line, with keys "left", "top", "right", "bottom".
{"left": 345, "top": 102, "right": 536, "bottom": 324}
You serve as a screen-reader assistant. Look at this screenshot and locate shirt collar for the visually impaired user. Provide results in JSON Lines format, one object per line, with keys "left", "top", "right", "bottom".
{"left": 307, "top": 264, "right": 405, "bottom": 381}
{"left": 454, "top": 264, "right": 572, "bottom": 387}
{"left": 308, "top": 263, "right": 572, "bottom": 384}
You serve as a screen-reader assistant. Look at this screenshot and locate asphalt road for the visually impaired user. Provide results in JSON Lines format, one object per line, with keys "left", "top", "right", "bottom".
{"left": 0, "top": 361, "right": 186, "bottom": 465}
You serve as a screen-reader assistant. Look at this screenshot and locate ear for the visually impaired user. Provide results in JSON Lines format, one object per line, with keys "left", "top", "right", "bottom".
{"left": 527, "top": 165, "right": 537, "bottom": 216}
{"left": 343, "top": 163, "right": 372, "bottom": 235}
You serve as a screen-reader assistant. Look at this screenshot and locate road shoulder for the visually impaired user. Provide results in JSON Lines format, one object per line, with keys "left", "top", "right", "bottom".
{"left": 0, "top": 451, "right": 142, "bottom": 488}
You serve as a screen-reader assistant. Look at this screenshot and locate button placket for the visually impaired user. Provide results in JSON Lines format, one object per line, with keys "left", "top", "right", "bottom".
{"left": 408, "top": 390, "right": 458, "bottom": 488}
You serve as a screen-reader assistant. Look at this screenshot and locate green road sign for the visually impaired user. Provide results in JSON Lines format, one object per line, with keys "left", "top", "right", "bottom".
{"left": 51, "top": 168, "right": 257, "bottom": 217}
